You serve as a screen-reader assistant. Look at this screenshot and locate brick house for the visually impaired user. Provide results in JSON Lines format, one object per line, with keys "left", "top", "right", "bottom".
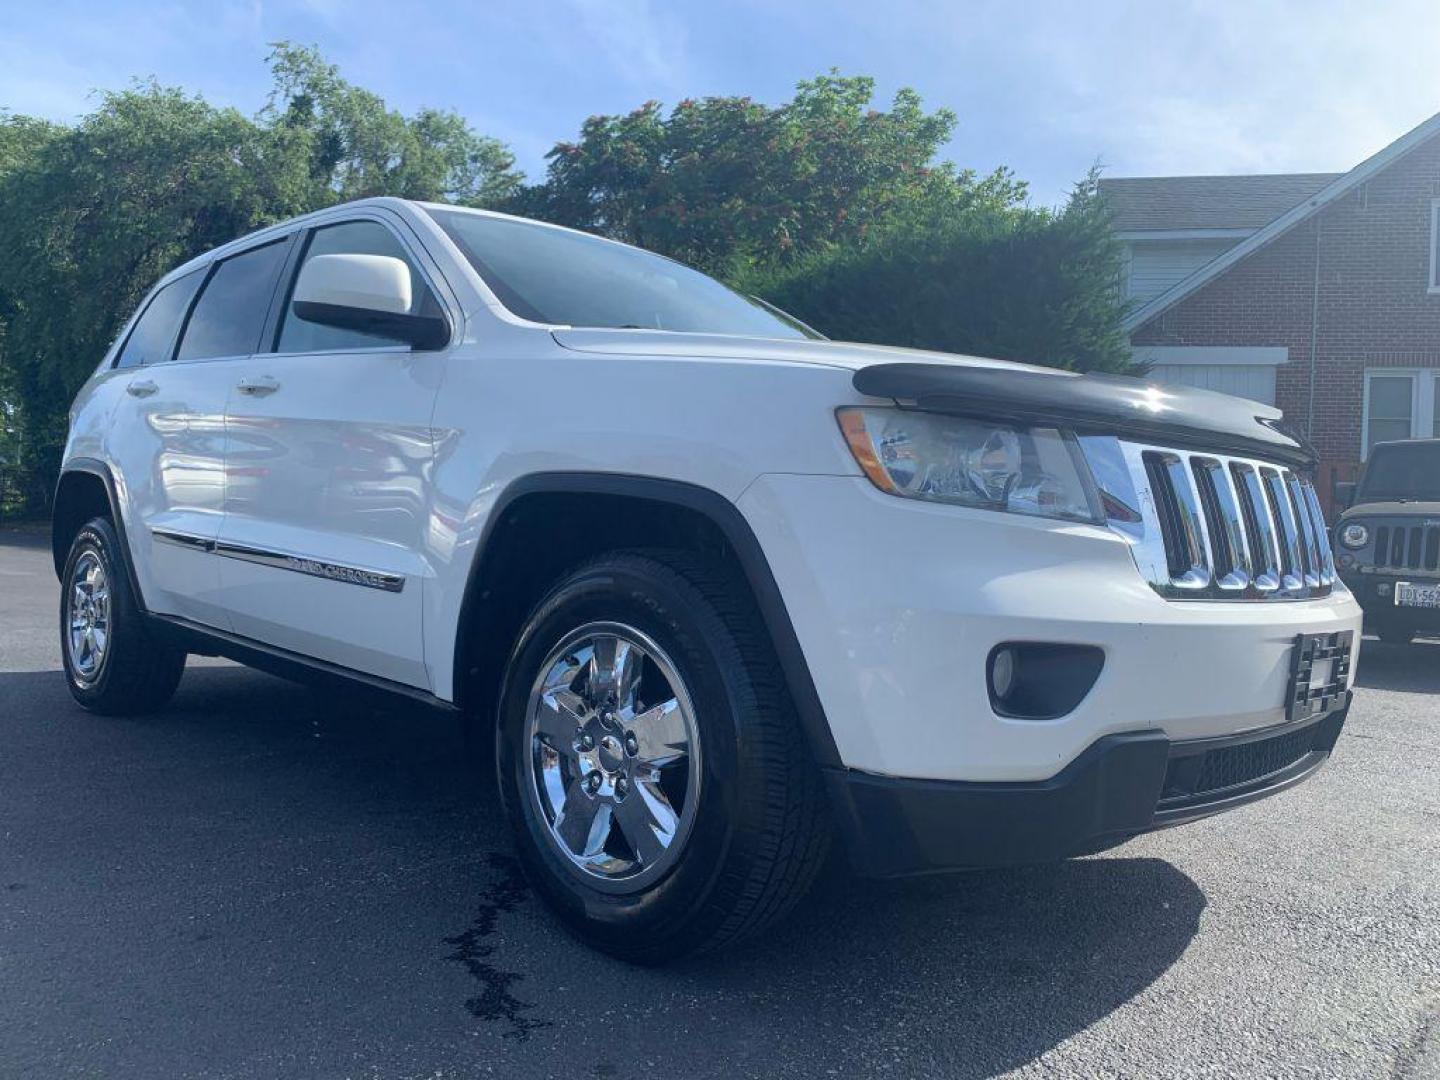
{"left": 1100, "top": 112, "right": 1440, "bottom": 514}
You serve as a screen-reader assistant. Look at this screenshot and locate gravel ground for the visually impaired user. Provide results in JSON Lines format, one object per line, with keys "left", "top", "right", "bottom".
{"left": 1, "top": 531, "right": 1436, "bottom": 1079}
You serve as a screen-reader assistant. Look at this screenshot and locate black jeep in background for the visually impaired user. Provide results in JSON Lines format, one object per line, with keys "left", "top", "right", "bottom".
{"left": 1334, "top": 439, "right": 1440, "bottom": 644}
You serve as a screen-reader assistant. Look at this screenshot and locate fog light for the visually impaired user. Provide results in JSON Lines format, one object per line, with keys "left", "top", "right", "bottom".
{"left": 1378, "top": 582, "right": 1392, "bottom": 597}
{"left": 986, "top": 642, "right": 1105, "bottom": 720}
{"left": 990, "top": 647, "right": 1017, "bottom": 700}
{"left": 1337, "top": 553, "right": 1355, "bottom": 570}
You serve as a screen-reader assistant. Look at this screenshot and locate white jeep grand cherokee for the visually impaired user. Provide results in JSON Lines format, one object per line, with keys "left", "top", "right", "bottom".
{"left": 54, "top": 197, "right": 1361, "bottom": 961}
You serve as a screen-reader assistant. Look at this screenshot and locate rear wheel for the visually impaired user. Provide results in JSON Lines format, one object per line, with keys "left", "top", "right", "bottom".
{"left": 60, "top": 516, "right": 185, "bottom": 714}
{"left": 496, "top": 550, "right": 830, "bottom": 963}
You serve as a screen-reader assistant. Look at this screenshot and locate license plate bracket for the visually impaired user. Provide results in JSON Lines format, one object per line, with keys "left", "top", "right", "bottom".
{"left": 1287, "top": 630, "right": 1353, "bottom": 724}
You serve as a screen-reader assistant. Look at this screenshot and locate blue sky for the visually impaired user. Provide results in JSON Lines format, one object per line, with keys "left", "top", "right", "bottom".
{"left": 3, "top": 0, "right": 1439, "bottom": 206}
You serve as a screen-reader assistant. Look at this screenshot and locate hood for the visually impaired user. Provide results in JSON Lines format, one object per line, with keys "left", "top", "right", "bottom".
{"left": 1339, "top": 500, "right": 1440, "bottom": 520}
{"left": 552, "top": 329, "right": 1313, "bottom": 466}
{"left": 550, "top": 328, "right": 1038, "bottom": 373}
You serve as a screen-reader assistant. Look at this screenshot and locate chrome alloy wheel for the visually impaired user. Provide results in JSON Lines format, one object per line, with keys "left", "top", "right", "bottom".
{"left": 66, "top": 551, "right": 111, "bottom": 685}
{"left": 524, "top": 622, "right": 702, "bottom": 892}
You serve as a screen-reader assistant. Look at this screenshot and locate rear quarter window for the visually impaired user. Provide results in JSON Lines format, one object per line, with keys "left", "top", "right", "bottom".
{"left": 114, "top": 270, "right": 205, "bottom": 369}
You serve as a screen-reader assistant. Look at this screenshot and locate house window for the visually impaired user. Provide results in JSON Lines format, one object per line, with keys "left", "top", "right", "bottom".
{"left": 1363, "top": 369, "right": 1440, "bottom": 457}
{"left": 1431, "top": 199, "right": 1440, "bottom": 293}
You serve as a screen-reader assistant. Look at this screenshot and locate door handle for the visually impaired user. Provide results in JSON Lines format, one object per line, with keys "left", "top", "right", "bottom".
{"left": 236, "top": 375, "right": 280, "bottom": 397}
{"left": 126, "top": 379, "right": 159, "bottom": 398}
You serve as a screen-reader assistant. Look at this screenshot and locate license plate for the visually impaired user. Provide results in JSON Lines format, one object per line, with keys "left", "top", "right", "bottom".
{"left": 1395, "top": 581, "right": 1440, "bottom": 609}
{"left": 1307, "top": 657, "right": 1334, "bottom": 691}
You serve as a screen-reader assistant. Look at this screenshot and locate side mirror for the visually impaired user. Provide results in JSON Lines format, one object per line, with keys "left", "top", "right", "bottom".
{"left": 292, "top": 253, "right": 449, "bottom": 350}
{"left": 1334, "top": 481, "right": 1356, "bottom": 509}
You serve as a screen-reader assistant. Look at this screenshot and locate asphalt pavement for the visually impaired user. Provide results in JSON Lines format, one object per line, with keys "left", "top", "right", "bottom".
{"left": 1, "top": 527, "right": 1437, "bottom": 1079}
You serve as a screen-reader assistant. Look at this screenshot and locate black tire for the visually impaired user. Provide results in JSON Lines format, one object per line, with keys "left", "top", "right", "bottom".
{"left": 59, "top": 516, "right": 185, "bottom": 715}
{"left": 1376, "top": 623, "right": 1416, "bottom": 646}
{"left": 496, "top": 550, "right": 830, "bottom": 963}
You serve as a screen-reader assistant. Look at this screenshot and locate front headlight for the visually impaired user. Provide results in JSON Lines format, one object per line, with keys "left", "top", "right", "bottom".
{"left": 1339, "top": 522, "right": 1369, "bottom": 549}
{"left": 837, "top": 407, "right": 1101, "bottom": 523}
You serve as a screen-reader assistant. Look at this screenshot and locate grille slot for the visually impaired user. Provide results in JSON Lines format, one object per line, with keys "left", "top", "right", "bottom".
{"left": 1099, "top": 441, "right": 1335, "bottom": 601}
{"left": 1196, "top": 725, "right": 1317, "bottom": 793}
{"left": 1142, "top": 451, "right": 1208, "bottom": 586}
{"left": 1142, "top": 454, "right": 1185, "bottom": 577}
{"left": 1285, "top": 474, "right": 1323, "bottom": 586}
{"left": 1192, "top": 460, "right": 1236, "bottom": 580}
{"left": 1162, "top": 724, "right": 1322, "bottom": 805}
{"left": 1369, "top": 522, "right": 1440, "bottom": 571}
{"left": 1231, "top": 464, "right": 1281, "bottom": 590}
{"left": 1301, "top": 484, "right": 1336, "bottom": 582}
{"left": 1262, "top": 468, "right": 1305, "bottom": 590}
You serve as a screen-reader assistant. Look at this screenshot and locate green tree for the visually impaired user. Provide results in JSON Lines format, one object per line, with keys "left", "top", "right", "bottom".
{"left": 0, "top": 46, "right": 521, "bottom": 496}
{"left": 0, "top": 86, "right": 292, "bottom": 482}
{"left": 264, "top": 43, "right": 522, "bottom": 206}
{"left": 0, "top": 114, "right": 60, "bottom": 477}
{"left": 518, "top": 73, "right": 1018, "bottom": 277}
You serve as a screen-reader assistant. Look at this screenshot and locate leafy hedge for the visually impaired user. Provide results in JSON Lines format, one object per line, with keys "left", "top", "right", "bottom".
{"left": 740, "top": 169, "right": 1131, "bottom": 372}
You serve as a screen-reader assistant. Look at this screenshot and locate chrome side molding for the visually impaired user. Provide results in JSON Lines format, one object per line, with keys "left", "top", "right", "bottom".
{"left": 216, "top": 543, "right": 406, "bottom": 593}
{"left": 151, "top": 529, "right": 215, "bottom": 552}
{"left": 149, "top": 529, "right": 405, "bottom": 593}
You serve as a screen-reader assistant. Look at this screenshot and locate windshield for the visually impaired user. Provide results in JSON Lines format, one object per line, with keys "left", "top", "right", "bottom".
{"left": 426, "top": 208, "right": 817, "bottom": 340}
{"left": 1359, "top": 441, "right": 1440, "bottom": 501}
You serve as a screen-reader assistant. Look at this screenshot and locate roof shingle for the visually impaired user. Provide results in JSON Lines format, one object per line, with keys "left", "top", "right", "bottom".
{"left": 1099, "top": 173, "right": 1342, "bottom": 232}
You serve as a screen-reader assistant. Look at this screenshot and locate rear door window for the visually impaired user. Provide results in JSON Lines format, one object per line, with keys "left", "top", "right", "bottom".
{"left": 176, "top": 239, "right": 290, "bottom": 362}
{"left": 275, "top": 220, "right": 441, "bottom": 353}
{"left": 115, "top": 270, "right": 205, "bottom": 369}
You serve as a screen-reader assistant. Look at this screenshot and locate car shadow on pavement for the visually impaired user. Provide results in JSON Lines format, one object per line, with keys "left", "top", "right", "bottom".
{"left": 679, "top": 856, "right": 1206, "bottom": 1078}
{"left": 1354, "top": 636, "right": 1440, "bottom": 694}
{"left": 0, "top": 661, "right": 1214, "bottom": 1079}
{"left": 0, "top": 525, "right": 51, "bottom": 550}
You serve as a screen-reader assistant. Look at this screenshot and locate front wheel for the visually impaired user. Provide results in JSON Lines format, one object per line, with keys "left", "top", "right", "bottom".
{"left": 60, "top": 516, "right": 185, "bottom": 714}
{"left": 496, "top": 551, "right": 830, "bottom": 963}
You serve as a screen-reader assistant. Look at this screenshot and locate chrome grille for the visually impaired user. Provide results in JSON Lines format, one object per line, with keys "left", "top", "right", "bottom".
{"left": 1080, "top": 437, "right": 1335, "bottom": 601}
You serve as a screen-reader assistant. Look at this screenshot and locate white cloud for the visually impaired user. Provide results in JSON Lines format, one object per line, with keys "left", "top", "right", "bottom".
{"left": 1028, "top": 0, "right": 1440, "bottom": 179}
{"left": 774, "top": 0, "right": 1440, "bottom": 200}
{"left": 0, "top": 60, "right": 99, "bottom": 121}
{"left": 563, "top": 0, "right": 691, "bottom": 92}
{"left": 0, "top": 2, "right": 266, "bottom": 122}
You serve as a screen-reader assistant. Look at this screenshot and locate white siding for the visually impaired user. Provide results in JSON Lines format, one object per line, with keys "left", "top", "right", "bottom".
{"left": 1126, "top": 239, "right": 1240, "bottom": 302}
{"left": 1149, "top": 363, "right": 1277, "bottom": 405}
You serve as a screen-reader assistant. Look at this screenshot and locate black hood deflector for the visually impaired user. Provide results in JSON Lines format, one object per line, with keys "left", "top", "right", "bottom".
{"left": 852, "top": 362, "right": 1315, "bottom": 467}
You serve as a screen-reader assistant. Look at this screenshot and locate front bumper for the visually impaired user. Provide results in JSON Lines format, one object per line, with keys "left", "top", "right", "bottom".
{"left": 740, "top": 474, "right": 1364, "bottom": 783}
{"left": 825, "top": 701, "right": 1350, "bottom": 877}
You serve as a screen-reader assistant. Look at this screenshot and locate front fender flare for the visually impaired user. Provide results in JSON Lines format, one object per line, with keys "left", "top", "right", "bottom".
{"left": 454, "top": 471, "right": 841, "bottom": 768}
